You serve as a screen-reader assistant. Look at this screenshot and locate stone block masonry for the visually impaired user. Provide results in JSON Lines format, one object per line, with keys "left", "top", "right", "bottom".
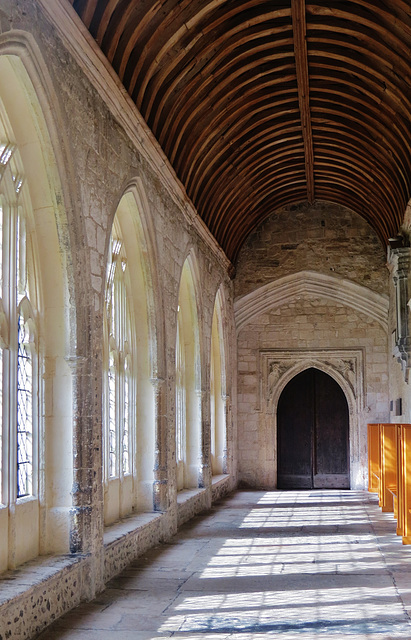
{"left": 237, "top": 297, "right": 389, "bottom": 489}
{"left": 235, "top": 201, "right": 389, "bottom": 491}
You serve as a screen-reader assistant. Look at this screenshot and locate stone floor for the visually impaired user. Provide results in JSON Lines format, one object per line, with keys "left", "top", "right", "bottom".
{"left": 37, "top": 490, "right": 411, "bottom": 639}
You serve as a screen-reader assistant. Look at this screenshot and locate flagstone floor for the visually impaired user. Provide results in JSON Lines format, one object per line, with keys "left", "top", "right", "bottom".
{"left": 37, "top": 490, "right": 411, "bottom": 639}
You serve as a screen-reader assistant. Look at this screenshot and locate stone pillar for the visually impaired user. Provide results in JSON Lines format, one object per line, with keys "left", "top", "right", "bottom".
{"left": 67, "top": 334, "right": 104, "bottom": 599}
{"left": 152, "top": 376, "right": 168, "bottom": 512}
{"left": 198, "top": 387, "right": 211, "bottom": 490}
{"left": 222, "top": 393, "right": 231, "bottom": 474}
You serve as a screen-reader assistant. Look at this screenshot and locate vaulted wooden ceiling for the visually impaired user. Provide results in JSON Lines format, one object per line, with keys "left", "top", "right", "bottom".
{"left": 70, "top": 0, "right": 411, "bottom": 265}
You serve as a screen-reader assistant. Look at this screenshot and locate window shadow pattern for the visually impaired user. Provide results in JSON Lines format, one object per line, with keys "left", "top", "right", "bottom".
{"left": 38, "top": 490, "right": 411, "bottom": 639}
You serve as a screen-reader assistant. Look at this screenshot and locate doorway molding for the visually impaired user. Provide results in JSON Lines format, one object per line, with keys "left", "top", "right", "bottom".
{"left": 259, "top": 348, "right": 365, "bottom": 489}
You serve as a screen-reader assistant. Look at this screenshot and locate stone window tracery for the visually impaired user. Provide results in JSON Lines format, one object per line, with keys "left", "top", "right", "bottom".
{"left": 0, "top": 138, "right": 39, "bottom": 506}
{"left": 104, "top": 230, "right": 134, "bottom": 483}
{"left": 176, "top": 311, "right": 186, "bottom": 470}
{"left": 103, "top": 190, "right": 156, "bottom": 523}
{"left": 175, "top": 258, "right": 201, "bottom": 491}
{"left": 210, "top": 290, "right": 227, "bottom": 475}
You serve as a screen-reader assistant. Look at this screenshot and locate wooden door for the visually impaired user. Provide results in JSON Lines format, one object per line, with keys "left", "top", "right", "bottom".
{"left": 277, "top": 368, "right": 350, "bottom": 489}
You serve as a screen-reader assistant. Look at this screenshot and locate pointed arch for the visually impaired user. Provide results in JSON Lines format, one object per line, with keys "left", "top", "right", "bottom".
{"left": 103, "top": 182, "right": 162, "bottom": 522}
{"left": 270, "top": 357, "right": 360, "bottom": 490}
{"left": 175, "top": 252, "right": 202, "bottom": 490}
{"left": 0, "top": 34, "right": 74, "bottom": 569}
{"left": 234, "top": 270, "right": 389, "bottom": 333}
{"left": 118, "top": 178, "right": 165, "bottom": 381}
{"left": 277, "top": 367, "right": 350, "bottom": 489}
{"left": 210, "top": 285, "right": 228, "bottom": 475}
{"left": 271, "top": 359, "right": 357, "bottom": 418}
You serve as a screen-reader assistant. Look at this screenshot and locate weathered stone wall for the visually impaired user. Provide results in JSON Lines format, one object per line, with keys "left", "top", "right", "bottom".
{"left": 0, "top": 1, "right": 237, "bottom": 637}
{"left": 0, "top": 556, "right": 85, "bottom": 640}
{"left": 103, "top": 514, "right": 164, "bottom": 584}
{"left": 235, "top": 201, "right": 388, "bottom": 298}
{"left": 237, "top": 297, "right": 389, "bottom": 489}
{"left": 235, "top": 201, "right": 389, "bottom": 490}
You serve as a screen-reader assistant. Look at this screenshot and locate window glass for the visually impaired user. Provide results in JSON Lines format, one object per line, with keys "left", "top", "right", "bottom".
{"left": 104, "top": 225, "right": 134, "bottom": 486}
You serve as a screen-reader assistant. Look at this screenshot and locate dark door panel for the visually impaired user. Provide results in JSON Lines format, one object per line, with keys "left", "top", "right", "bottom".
{"left": 277, "top": 368, "right": 349, "bottom": 489}
{"left": 277, "top": 369, "right": 314, "bottom": 488}
{"left": 313, "top": 474, "right": 350, "bottom": 489}
{"left": 314, "top": 369, "right": 349, "bottom": 480}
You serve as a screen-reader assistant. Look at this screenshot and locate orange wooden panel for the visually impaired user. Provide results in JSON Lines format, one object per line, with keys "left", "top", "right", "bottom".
{"left": 396, "top": 425, "right": 404, "bottom": 536}
{"left": 367, "top": 423, "right": 380, "bottom": 493}
{"left": 379, "top": 424, "right": 398, "bottom": 513}
{"left": 400, "top": 425, "right": 411, "bottom": 544}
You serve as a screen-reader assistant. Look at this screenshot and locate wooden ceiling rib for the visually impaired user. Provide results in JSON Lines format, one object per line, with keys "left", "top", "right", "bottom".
{"left": 71, "top": 0, "right": 411, "bottom": 265}
{"left": 291, "top": 0, "right": 315, "bottom": 203}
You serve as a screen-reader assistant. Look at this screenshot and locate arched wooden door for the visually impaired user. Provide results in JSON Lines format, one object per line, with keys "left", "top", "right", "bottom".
{"left": 277, "top": 368, "right": 350, "bottom": 489}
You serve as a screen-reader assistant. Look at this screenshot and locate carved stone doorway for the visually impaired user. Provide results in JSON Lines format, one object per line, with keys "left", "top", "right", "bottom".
{"left": 277, "top": 368, "right": 350, "bottom": 489}
{"left": 260, "top": 349, "right": 364, "bottom": 489}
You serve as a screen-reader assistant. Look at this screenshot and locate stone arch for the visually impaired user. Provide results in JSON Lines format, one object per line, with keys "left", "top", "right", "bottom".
{"left": 234, "top": 270, "right": 389, "bottom": 333}
{"left": 111, "top": 178, "right": 165, "bottom": 382}
{"left": 270, "top": 359, "right": 357, "bottom": 417}
{"left": 110, "top": 179, "right": 169, "bottom": 511}
{"left": 210, "top": 285, "right": 229, "bottom": 475}
{"left": 0, "top": 30, "right": 77, "bottom": 328}
{"left": 0, "top": 33, "right": 76, "bottom": 562}
{"left": 176, "top": 249, "right": 202, "bottom": 392}
{"left": 269, "top": 356, "right": 361, "bottom": 489}
{"left": 104, "top": 183, "right": 163, "bottom": 518}
{"left": 175, "top": 252, "right": 202, "bottom": 490}
{"left": 212, "top": 286, "right": 228, "bottom": 397}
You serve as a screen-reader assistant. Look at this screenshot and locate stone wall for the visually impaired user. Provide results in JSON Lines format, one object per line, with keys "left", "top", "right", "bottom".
{"left": 237, "top": 297, "right": 388, "bottom": 489}
{"left": 0, "top": 1, "right": 237, "bottom": 637}
{"left": 0, "top": 556, "right": 85, "bottom": 639}
{"left": 235, "top": 200, "right": 388, "bottom": 298}
{"left": 235, "top": 201, "right": 389, "bottom": 490}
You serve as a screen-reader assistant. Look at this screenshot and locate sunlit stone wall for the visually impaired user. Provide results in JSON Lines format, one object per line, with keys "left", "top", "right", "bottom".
{"left": 235, "top": 202, "right": 389, "bottom": 490}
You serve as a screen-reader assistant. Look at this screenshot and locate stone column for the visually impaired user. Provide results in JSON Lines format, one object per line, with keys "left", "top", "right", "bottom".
{"left": 152, "top": 376, "right": 168, "bottom": 512}
{"left": 222, "top": 393, "right": 231, "bottom": 475}
{"left": 198, "top": 387, "right": 212, "bottom": 490}
{"left": 67, "top": 323, "right": 104, "bottom": 599}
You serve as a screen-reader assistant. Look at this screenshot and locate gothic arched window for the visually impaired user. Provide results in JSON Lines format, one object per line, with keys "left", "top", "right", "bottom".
{"left": 104, "top": 224, "right": 135, "bottom": 519}
{"left": 175, "top": 258, "right": 201, "bottom": 491}
{"left": 103, "top": 189, "right": 157, "bottom": 524}
{"left": 210, "top": 289, "right": 227, "bottom": 475}
{"left": 0, "top": 124, "right": 41, "bottom": 570}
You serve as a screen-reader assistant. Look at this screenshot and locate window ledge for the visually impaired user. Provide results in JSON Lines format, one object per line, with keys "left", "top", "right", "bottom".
{"left": 176, "top": 486, "right": 206, "bottom": 505}
{"left": 103, "top": 511, "right": 162, "bottom": 547}
{"left": 0, "top": 553, "right": 85, "bottom": 607}
{"left": 211, "top": 473, "right": 230, "bottom": 486}
{"left": 15, "top": 495, "right": 38, "bottom": 506}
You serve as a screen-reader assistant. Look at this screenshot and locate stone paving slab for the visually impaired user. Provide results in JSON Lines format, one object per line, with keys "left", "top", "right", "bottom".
{"left": 37, "top": 490, "right": 411, "bottom": 639}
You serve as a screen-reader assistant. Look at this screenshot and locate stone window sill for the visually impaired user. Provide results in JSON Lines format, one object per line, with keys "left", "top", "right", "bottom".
{"left": 176, "top": 486, "right": 207, "bottom": 505}
{"left": 0, "top": 554, "right": 84, "bottom": 607}
{"left": 103, "top": 511, "right": 162, "bottom": 547}
{"left": 211, "top": 473, "right": 230, "bottom": 486}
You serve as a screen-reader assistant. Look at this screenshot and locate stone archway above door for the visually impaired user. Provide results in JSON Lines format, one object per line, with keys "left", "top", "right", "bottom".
{"left": 258, "top": 348, "right": 365, "bottom": 490}
{"left": 259, "top": 349, "right": 363, "bottom": 415}
{"left": 234, "top": 270, "right": 389, "bottom": 334}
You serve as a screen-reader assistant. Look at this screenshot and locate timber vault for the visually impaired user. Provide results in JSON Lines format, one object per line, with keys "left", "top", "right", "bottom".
{"left": 69, "top": 0, "right": 411, "bottom": 266}
{"left": 0, "top": 0, "right": 410, "bottom": 636}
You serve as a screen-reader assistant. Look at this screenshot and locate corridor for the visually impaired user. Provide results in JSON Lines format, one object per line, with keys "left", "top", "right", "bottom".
{"left": 38, "top": 491, "right": 411, "bottom": 639}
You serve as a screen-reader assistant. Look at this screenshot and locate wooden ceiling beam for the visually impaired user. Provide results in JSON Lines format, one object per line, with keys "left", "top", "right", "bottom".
{"left": 71, "top": 0, "right": 411, "bottom": 262}
{"left": 291, "top": 0, "right": 315, "bottom": 203}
